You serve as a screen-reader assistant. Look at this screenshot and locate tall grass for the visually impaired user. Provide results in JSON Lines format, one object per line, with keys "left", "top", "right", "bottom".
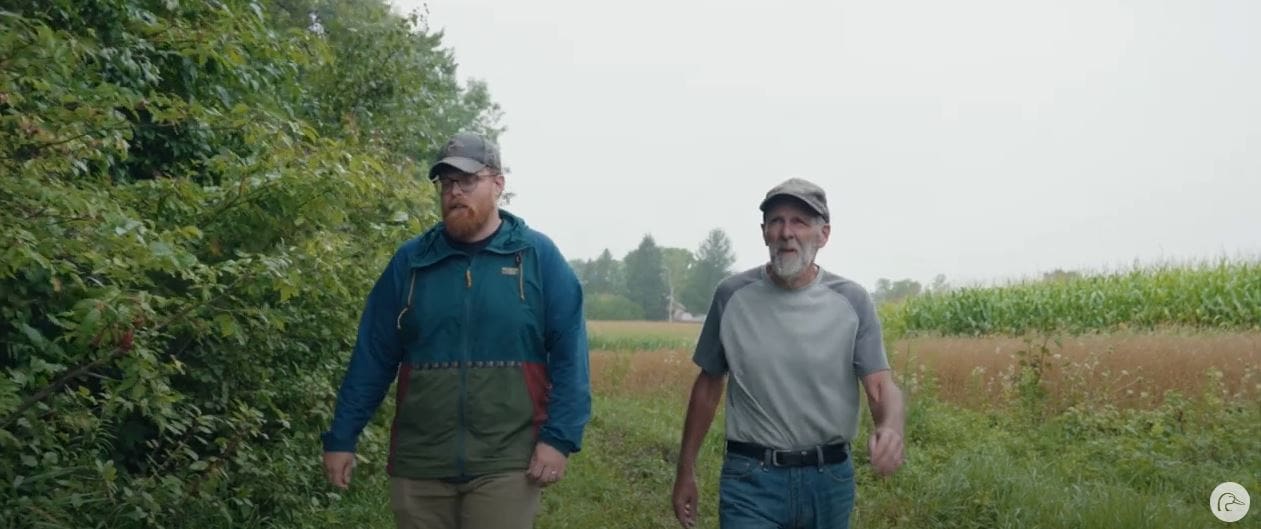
{"left": 300, "top": 300, "right": 1261, "bottom": 528}
{"left": 893, "top": 260, "right": 1261, "bottom": 335}
{"left": 891, "top": 331, "right": 1261, "bottom": 410}
{"left": 303, "top": 344, "right": 1261, "bottom": 529}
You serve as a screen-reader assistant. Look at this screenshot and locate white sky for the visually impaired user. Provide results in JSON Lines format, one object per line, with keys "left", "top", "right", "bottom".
{"left": 392, "top": 0, "right": 1260, "bottom": 290}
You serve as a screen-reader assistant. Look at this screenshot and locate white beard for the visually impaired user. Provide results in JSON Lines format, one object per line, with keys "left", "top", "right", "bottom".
{"left": 769, "top": 240, "right": 819, "bottom": 281}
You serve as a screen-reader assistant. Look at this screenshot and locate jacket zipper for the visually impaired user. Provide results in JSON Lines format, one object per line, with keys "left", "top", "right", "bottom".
{"left": 515, "top": 251, "right": 524, "bottom": 301}
{"left": 457, "top": 247, "right": 521, "bottom": 476}
{"left": 457, "top": 255, "right": 473, "bottom": 478}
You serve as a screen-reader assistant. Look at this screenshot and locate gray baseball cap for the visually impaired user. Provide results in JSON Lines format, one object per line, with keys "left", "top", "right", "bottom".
{"left": 428, "top": 132, "right": 502, "bottom": 181}
{"left": 759, "top": 178, "right": 830, "bottom": 222}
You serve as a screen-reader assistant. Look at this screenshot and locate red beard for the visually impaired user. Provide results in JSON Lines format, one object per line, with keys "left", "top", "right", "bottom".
{"left": 444, "top": 199, "right": 493, "bottom": 241}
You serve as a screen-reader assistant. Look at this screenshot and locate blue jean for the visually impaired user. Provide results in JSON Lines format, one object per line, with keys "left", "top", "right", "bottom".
{"left": 718, "top": 451, "right": 855, "bottom": 529}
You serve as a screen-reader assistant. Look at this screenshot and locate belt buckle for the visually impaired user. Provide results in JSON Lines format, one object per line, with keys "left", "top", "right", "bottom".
{"left": 770, "top": 449, "right": 789, "bottom": 467}
{"left": 770, "top": 449, "right": 803, "bottom": 467}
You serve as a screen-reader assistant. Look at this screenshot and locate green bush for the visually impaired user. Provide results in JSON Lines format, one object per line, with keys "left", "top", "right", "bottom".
{"left": 0, "top": 1, "right": 498, "bottom": 527}
{"left": 586, "top": 293, "right": 646, "bottom": 321}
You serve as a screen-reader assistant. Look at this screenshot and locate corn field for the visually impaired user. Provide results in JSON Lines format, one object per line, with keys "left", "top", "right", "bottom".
{"left": 586, "top": 321, "right": 700, "bottom": 352}
{"left": 893, "top": 260, "right": 1261, "bottom": 335}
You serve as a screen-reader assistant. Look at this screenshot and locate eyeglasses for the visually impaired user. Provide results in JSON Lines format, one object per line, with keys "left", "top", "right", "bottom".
{"left": 435, "top": 172, "right": 489, "bottom": 194}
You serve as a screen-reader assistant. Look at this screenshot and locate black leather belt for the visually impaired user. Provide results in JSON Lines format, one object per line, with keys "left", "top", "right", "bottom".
{"left": 726, "top": 440, "right": 849, "bottom": 467}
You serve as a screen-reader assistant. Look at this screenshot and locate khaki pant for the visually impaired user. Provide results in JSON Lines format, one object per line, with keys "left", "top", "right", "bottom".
{"left": 390, "top": 472, "right": 541, "bottom": 529}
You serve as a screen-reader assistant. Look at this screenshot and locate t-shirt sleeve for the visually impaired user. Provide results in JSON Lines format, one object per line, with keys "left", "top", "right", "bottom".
{"left": 691, "top": 291, "right": 728, "bottom": 375}
{"left": 849, "top": 286, "right": 890, "bottom": 377}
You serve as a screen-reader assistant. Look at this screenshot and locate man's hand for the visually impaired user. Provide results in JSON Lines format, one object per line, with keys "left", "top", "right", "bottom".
{"left": 323, "top": 451, "right": 356, "bottom": 489}
{"left": 672, "top": 471, "right": 699, "bottom": 528}
{"left": 672, "top": 372, "right": 724, "bottom": 528}
{"left": 526, "top": 442, "right": 568, "bottom": 487}
{"left": 867, "top": 426, "right": 904, "bottom": 477}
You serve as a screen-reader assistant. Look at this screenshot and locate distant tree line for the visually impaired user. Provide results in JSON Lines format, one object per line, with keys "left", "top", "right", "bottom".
{"left": 569, "top": 229, "right": 736, "bottom": 321}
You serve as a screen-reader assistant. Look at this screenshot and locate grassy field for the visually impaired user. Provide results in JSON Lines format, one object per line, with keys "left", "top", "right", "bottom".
{"left": 305, "top": 318, "right": 1261, "bottom": 528}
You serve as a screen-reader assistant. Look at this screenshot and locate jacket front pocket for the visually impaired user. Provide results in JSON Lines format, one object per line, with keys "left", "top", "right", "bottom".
{"left": 393, "top": 365, "right": 460, "bottom": 462}
{"left": 464, "top": 364, "right": 535, "bottom": 464}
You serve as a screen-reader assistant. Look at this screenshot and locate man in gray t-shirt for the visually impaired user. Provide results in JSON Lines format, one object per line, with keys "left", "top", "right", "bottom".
{"left": 671, "top": 178, "right": 905, "bottom": 529}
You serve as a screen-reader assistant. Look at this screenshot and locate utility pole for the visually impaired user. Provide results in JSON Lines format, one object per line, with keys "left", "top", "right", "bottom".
{"left": 664, "top": 264, "right": 674, "bottom": 323}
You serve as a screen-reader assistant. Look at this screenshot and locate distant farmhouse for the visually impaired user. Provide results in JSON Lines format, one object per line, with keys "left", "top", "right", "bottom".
{"left": 669, "top": 299, "right": 705, "bottom": 323}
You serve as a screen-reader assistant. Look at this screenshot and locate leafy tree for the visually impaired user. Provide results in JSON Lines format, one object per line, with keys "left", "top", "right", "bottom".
{"left": 683, "top": 228, "right": 736, "bottom": 313}
{"left": 0, "top": 1, "right": 498, "bottom": 526}
{"left": 873, "top": 278, "right": 924, "bottom": 304}
{"left": 271, "top": 0, "right": 503, "bottom": 160}
{"left": 623, "top": 235, "right": 669, "bottom": 321}
{"left": 582, "top": 248, "right": 625, "bottom": 297}
{"left": 569, "top": 258, "right": 589, "bottom": 287}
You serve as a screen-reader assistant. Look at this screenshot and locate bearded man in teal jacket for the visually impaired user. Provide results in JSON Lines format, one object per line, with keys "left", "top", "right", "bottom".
{"left": 321, "top": 132, "right": 591, "bottom": 529}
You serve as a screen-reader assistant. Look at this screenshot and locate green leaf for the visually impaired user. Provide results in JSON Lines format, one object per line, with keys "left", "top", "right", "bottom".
{"left": 0, "top": 429, "right": 17, "bottom": 449}
{"left": 30, "top": 357, "right": 67, "bottom": 374}
{"left": 149, "top": 240, "right": 174, "bottom": 258}
{"left": 277, "top": 283, "right": 298, "bottom": 303}
{"left": 81, "top": 306, "right": 102, "bottom": 336}
{"left": 213, "top": 314, "right": 239, "bottom": 338}
{"left": 18, "top": 323, "right": 50, "bottom": 350}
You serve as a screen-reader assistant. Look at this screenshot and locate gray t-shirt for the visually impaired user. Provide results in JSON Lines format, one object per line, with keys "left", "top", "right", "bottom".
{"left": 693, "top": 265, "right": 890, "bottom": 450}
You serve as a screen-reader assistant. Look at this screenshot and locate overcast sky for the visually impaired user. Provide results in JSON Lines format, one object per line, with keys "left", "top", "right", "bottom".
{"left": 391, "top": 0, "right": 1260, "bottom": 291}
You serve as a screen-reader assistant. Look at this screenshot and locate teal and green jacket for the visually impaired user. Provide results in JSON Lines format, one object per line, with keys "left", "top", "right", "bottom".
{"left": 321, "top": 210, "right": 591, "bottom": 479}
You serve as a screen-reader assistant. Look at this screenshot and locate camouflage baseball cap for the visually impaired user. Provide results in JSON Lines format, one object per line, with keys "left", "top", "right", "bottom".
{"left": 428, "top": 132, "right": 502, "bottom": 181}
{"left": 758, "top": 178, "right": 830, "bottom": 222}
